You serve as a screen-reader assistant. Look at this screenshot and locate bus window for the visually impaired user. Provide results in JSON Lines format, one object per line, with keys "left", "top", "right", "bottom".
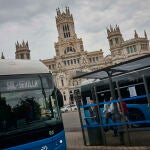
{"left": 0, "top": 78, "right": 61, "bottom": 130}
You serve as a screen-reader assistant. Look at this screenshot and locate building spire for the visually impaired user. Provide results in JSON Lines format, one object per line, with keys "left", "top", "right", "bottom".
{"left": 22, "top": 40, "right": 25, "bottom": 46}
{"left": 116, "top": 24, "right": 120, "bottom": 32}
{"left": 65, "top": 6, "right": 70, "bottom": 15}
{"left": 144, "top": 30, "right": 147, "bottom": 39}
{"left": 26, "top": 41, "right": 29, "bottom": 47}
{"left": 134, "top": 30, "right": 138, "bottom": 38}
{"left": 106, "top": 27, "right": 110, "bottom": 34}
{"left": 1, "top": 52, "right": 5, "bottom": 59}
{"left": 110, "top": 24, "right": 113, "bottom": 31}
{"left": 66, "top": 6, "right": 68, "bottom": 13}
{"left": 56, "top": 8, "right": 61, "bottom": 16}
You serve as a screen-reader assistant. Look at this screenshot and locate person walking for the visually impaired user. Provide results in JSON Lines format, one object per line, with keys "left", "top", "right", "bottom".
{"left": 118, "top": 98, "right": 129, "bottom": 122}
{"left": 88, "top": 99, "right": 99, "bottom": 123}
{"left": 105, "top": 97, "right": 118, "bottom": 136}
{"left": 103, "top": 99, "right": 111, "bottom": 131}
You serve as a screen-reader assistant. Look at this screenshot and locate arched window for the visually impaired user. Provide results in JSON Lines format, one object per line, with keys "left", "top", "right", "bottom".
{"left": 20, "top": 54, "right": 24, "bottom": 59}
{"left": 115, "top": 38, "right": 118, "bottom": 44}
{"left": 67, "top": 24, "right": 69, "bottom": 31}
{"left": 68, "top": 32, "right": 70, "bottom": 37}
{"left": 64, "top": 95, "right": 66, "bottom": 101}
{"left": 63, "top": 24, "right": 70, "bottom": 38}
{"left": 110, "top": 39, "right": 113, "bottom": 45}
{"left": 61, "top": 77, "right": 64, "bottom": 86}
{"left": 63, "top": 92, "right": 66, "bottom": 101}
{"left": 64, "top": 47, "right": 76, "bottom": 54}
{"left": 65, "top": 25, "right": 67, "bottom": 31}
{"left": 64, "top": 33, "right": 66, "bottom": 38}
{"left": 69, "top": 91, "right": 72, "bottom": 94}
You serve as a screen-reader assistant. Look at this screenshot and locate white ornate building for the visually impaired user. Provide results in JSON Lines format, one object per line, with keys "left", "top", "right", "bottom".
{"left": 42, "top": 7, "right": 105, "bottom": 105}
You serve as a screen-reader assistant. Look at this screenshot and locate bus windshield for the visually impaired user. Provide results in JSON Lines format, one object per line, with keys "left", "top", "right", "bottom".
{"left": 0, "top": 74, "right": 62, "bottom": 135}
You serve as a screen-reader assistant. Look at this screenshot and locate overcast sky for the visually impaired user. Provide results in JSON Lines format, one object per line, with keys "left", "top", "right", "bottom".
{"left": 0, "top": 0, "right": 149, "bottom": 60}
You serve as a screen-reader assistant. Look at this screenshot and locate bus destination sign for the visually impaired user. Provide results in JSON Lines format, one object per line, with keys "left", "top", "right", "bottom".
{"left": 0, "top": 79, "right": 41, "bottom": 92}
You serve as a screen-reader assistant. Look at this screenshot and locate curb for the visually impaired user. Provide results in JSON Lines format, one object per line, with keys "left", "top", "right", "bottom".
{"left": 67, "top": 146, "right": 150, "bottom": 150}
{"left": 65, "top": 130, "right": 150, "bottom": 150}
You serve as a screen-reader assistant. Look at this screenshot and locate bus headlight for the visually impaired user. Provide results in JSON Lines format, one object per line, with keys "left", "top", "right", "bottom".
{"left": 55, "top": 139, "right": 63, "bottom": 146}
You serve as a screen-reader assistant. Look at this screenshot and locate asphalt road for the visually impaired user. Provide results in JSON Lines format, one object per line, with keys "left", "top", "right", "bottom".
{"left": 62, "top": 111, "right": 81, "bottom": 131}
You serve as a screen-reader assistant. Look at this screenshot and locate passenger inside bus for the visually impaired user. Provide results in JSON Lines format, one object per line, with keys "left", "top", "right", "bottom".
{"left": 118, "top": 97, "right": 129, "bottom": 122}
{"left": 88, "top": 100, "right": 99, "bottom": 123}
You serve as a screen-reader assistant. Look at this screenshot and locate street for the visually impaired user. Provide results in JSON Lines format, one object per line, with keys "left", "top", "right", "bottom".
{"left": 62, "top": 111, "right": 81, "bottom": 131}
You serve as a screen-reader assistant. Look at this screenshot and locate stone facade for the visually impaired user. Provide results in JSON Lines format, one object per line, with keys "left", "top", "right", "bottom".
{"left": 107, "top": 25, "right": 150, "bottom": 64}
{"left": 41, "top": 7, "right": 150, "bottom": 105}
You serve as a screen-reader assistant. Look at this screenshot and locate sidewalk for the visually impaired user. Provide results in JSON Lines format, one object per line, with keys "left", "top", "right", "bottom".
{"left": 65, "top": 130, "right": 150, "bottom": 150}
{"left": 62, "top": 111, "right": 150, "bottom": 150}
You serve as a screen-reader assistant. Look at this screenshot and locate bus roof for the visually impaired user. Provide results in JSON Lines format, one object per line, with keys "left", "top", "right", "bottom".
{"left": 0, "top": 59, "right": 49, "bottom": 75}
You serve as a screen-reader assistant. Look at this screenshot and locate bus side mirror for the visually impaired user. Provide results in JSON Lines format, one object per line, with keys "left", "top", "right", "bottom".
{"left": 57, "top": 89, "right": 64, "bottom": 108}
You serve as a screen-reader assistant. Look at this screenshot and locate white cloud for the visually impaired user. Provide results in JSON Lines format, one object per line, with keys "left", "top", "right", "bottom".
{"left": 0, "top": 0, "right": 149, "bottom": 60}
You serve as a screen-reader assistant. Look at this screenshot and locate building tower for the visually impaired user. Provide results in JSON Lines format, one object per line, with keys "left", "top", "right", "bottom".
{"left": 54, "top": 7, "right": 85, "bottom": 104}
{"left": 107, "top": 25, "right": 124, "bottom": 64}
{"left": 1, "top": 52, "right": 5, "bottom": 59}
{"left": 55, "top": 7, "right": 84, "bottom": 57}
{"left": 15, "top": 41, "right": 30, "bottom": 59}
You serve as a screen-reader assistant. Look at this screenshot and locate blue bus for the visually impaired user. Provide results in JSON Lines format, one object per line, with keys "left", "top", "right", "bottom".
{"left": 80, "top": 66, "right": 150, "bottom": 127}
{"left": 0, "top": 60, "right": 66, "bottom": 150}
